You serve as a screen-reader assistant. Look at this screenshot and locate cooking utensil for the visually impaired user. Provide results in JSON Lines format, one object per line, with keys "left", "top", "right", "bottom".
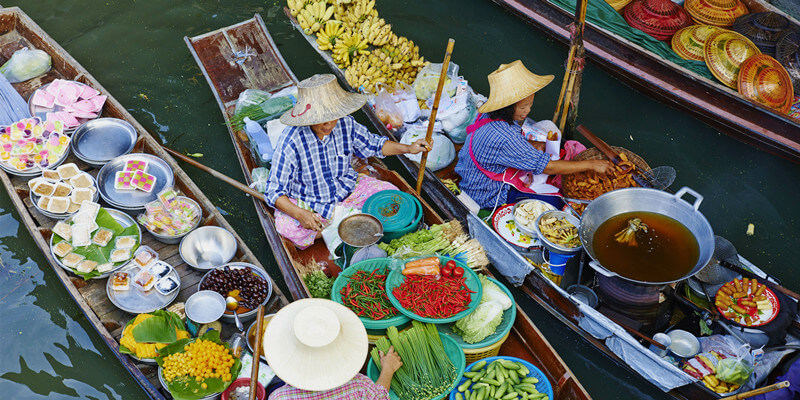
{"left": 179, "top": 226, "right": 237, "bottom": 270}
{"left": 338, "top": 213, "right": 383, "bottom": 269}
{"left": 226, "top": 296, "right": 244, "bottom": 332}
{"left": 246, "top": 314, "right": 276, "bottom": 362}
{"left": 580, "top": 187, "right": 715, "bottom": 285}
{"left": 695, "top": 236, "right": 742, "bottom": 284}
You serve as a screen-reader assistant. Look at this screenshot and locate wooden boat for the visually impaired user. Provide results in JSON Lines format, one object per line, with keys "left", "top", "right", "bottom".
{"left": 285, "top": 8, "right": 800, "bottom": 399}
{"left": 0, "top": 7, "right": 291, "bottom": 399}
{"left": 185, "top": 14, "right": 593, "bottom": 400}
{"left": 491, "top": 0, "right": 800, "bottom": 163}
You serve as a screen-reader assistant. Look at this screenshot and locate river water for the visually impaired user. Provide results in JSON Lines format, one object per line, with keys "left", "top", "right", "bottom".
{"left": 2, "top": 0, "right": 799, "bottom": 399}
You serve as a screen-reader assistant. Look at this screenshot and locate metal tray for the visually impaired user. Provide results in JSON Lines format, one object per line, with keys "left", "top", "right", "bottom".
{"left": 28, "top": 81, "right": 101, "bottom": 132}
{"left": 0, "top": 146, "right": 70, "bottom": 177}
{"left": 30, "top": 174, "right": 99, "bottom": 219}
{"left": 97, "top": 153, "right": 174, "bottom": 210}
{"left": 71, "top": 118, "right": 137, "bottom": 168}
{"left": 107, "top": 262, "right": 181, "bottom": 314}
{"left": 49, "top": 208, "right": 141, "bottom": 279}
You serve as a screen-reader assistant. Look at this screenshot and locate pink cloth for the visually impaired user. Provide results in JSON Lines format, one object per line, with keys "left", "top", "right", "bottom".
{"left": 274, "top": 175, "right": 398, "bottom": 249}
{"left": 548, "top": 140, "right": 587, "bottom": 189}
{"left": 268, "top": 374, "right": 389, "bottom": 400}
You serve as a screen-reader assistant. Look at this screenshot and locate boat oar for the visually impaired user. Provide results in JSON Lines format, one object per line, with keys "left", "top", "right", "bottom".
{"left": 724, "top": 381, "right": 789, "bottom": 399}
{"left": 415, "top": 38, "right": 455, "bottom": 194}
{"left": 249, "top": 305, "right": 265, "bottom": 400}
{"left": 553, "top": 0, "right": 589, "bottom": 135}
{"left": 161, "top": 146, "right": 267, "bottom": 202}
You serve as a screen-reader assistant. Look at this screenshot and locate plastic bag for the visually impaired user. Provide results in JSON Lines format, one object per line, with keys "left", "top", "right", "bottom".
{"left": 716, "top": 344, "right": 755, "bottom": 385}
{"left": 443, "top": 102, "right": 477, "bottom": 144}
{"left": 234, "top": 89, "right": 271, "bottom": 115}
{"left": 374, "top": 84, "right": 404, "bottom": 129}
{"left": 412, "top": 62, "right": 459, "bottom": 101}
{"left": 250, "top": 167, "right": 270, "bottom": 193}
{"left": 399, "top": 121, "right": 455, "bottom": 171}
{"left": 0, "top": 48, "right": 51, "bottom": 83}
{"left": 394, "top": 81, "right": 421, "bottom": 122}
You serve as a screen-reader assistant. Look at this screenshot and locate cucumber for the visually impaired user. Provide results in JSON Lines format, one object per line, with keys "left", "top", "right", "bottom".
{"left": 471, "top": 360, "right": 487, "bottom": 372}
{"left": 464, "top": 372, "right": 478, "bottom": 379}
{"left": 459, "top": 379, "right": 473, "bottom": 392}
{"left": 509, "top": 369, "right": 520, "bottom": 385}
{"left": 521, "top": 377, "right": 540, "bottom": 385}
{"left": 515, "top": 384, "right": 538, "bottom": 394}
{"left": 456, "top": 393, "right": 464, "bottom": 400}
{"left": 518, "top": 366, "right": 530, "bottom": 376}
{"left": 503, "top": 392, "right": 519, "bottom": 400}
{"left": 482, "top": 378, "right": 501, "bottom": 386}
{"left": 495, "top": 382, "right": 507, "bottom": 399}
{"left": 501, "top": 360, "right": 521, "bottom": 370}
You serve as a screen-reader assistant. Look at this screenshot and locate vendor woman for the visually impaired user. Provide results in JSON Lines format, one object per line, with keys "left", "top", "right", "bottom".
{"left": 266, "top": 74, "right": 428, "bottom": 248}
{"left": 454, "top": 60, "right": 613, "bottom": 209}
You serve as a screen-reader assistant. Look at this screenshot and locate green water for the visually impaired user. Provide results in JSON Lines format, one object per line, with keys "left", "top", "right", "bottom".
{"left": 2, "top": 0, "right": 799, "bottom": 399}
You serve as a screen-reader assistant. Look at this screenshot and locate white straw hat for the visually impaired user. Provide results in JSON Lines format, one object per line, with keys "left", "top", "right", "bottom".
{"left": 280, "top": 74, "right": 369, "bottom": 126}
{"left": 478, "top": 60, "right": 555, "bottom": 113}
{"left": 262, "top": 298, "right": 368, "bottom": 391}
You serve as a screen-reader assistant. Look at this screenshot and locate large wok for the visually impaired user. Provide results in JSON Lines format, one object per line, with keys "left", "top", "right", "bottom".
{"left": 579, "top": 187, "right": 715, "bottom": 285}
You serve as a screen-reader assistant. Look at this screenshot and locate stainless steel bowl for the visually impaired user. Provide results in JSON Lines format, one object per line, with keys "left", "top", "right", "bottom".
{"left": 144, "top": 196, "right": 203, "bottom": 244}
{"left": 667, "top": 329, "right": 700, "bottom": 358}
{"left": 185, "top": 290, "right": 226, "bottom": 324}
{"left": 534, "top": 210, "right": 583, "bottom": 255}
{"left": 512, "top": 199, "right": 556, "bottom": 238}
{"left": 197, "top": 263, "right": 274, "bottom": 324}
{"left": 97, "top": 153, "right": 174, "bottom": 211}
{"left": 71, "top": 118, "right": 137, "bottom": 168}
{"left": 246, "top": 313, "right": 277, "bottom": 362}
{"left": 179, "top": 226, "right": 237, "bottom": 270}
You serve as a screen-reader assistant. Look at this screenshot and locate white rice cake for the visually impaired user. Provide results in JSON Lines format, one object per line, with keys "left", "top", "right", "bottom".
{"left": 109, "top": 248, "right": 131, "bottom": 263}
{"left": 62, "top": 252, "right": 85, "bottom": 268}
{"left": 53, "top": 221, "right": 72, "bottom": 241}
{"left": 37, "top": 196, "right": 51, "bottom": 210}
{"left": 76, "top": 260, "right": 98, "bottom": 273}
{"left": 28, "top": 177, "right": 55, "bottom": 190}
{"left": 47, "top": 197, "right": 70, "bottom": 214}
{"left": 70, "top": 188, "right": 93, "bottom": 204}
{"left": 114, "top": 235, "right": 137, "bottom": 249}
{"left": 67, "top": 201, "right": 82, "bottom": 213}
{"left": 53, "top": 241, "right": 73, "bottom": 258}
{"left": 88, "top": 220, "right": 99, "bottom": 233}
{"left": 71, "top": 223, "right": 91, "bottom": 247}
{"left": 72, "top": 210, "right": 94, "bottom": 225}
{"left": 91, "top": 228, "right": 114, "bottom": 247}
{"left": 42, "top": 169, "right": 61, "bottom": 181}
{"left": 70, "top": 173, "right": 93, "bottom": 189}
{"left": 96, "top": 263, "right": 114, "bottom": 273}
{"left": 56, "top": 163, "right": 81, "bottom": 180}
{"left": 52, "top": 182, "right": 72, "bottom": 198}
{"left": 32, "top": 181, "right": 56, "bottom": 196}
{"left": 78, "top": 201, "right": 101, "bottom": 220}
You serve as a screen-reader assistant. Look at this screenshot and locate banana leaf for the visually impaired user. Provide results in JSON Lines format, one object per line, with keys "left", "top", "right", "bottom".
{"left": 132, "top": 310, "right": 186, "bottom": 343}
{"left": 155, "top": 330, "right": 241, "bottom": 400}
{"left": 52, "top": 208, "right": 141, "bottom": 279}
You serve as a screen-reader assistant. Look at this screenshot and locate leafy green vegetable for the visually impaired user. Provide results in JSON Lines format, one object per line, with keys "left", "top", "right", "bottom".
{"left": 155, "top": 330, "right": 241, "bottom": 400}
{"left": 451, "top": 301, "right": 504, "bottom": 344}
{"left": 304, "top": 270, "right": 334, "bottom": 298}
{"left": 52, "top": 208, "right": 140, "bottom": 279}
{"left": 479, "top": 275, "right": 512, "bottom": 310}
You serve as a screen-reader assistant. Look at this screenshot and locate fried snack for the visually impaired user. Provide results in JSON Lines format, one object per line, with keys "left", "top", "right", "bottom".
{"left": 564, "top": 153, "right": 640, "bottom": 200}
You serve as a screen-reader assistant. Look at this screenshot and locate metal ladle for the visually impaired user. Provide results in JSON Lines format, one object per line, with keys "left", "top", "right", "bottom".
{"left": 226, "top": 296, "right": 244, "bottom": 332}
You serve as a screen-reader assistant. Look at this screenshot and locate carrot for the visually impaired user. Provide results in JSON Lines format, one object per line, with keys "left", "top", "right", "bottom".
{"left": 402, "top": 257, "right": 440, "bottom": 276}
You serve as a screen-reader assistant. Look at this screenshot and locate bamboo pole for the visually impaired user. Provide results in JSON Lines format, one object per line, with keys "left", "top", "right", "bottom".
{"left": 725, "top": 381, "right": 789, "bottom": 399}
{"left": 249, "top": 306, "right": 266, "bottom": 400}
{"left": 554, "top": 0, "right": 589, "bottom": 136}
{"left": 553, "top": 45, "right": 577, "bottom": 121}
{"left": 415, "top": 38, "right": 455, "bottom": 194}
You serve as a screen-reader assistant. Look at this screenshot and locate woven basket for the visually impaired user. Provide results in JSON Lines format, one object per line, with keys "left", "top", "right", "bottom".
{"left": 562, "top": 146, "right": 652, "bottom": 200}
{"left": 462, "top": 332, "right": 510, "bottom": 364}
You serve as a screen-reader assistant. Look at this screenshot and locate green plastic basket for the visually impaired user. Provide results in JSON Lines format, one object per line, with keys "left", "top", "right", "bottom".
{"left": 366, "top": 332, "right": 466, "bottom": 400}
{"left": 331, "top": 258, "right": 411, "bottom": 330}
{"left": 363, "top": 190, "right": 422, "bottom": 242}
{"left": 385, "top": 256, "right": 483, "bottom": 324}
{"left": 439, "top": 277, "right": 517, "bottom": 349}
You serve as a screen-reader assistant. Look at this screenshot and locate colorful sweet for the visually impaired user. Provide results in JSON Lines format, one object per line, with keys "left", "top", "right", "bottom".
{"left": 133, "top": 246, "right": 157, "bottom": 268}
{"left": 31, "top": 79, "right": 106, "bottom": 127}
{"left": 131, "top": 170, "right": 156, "bottom": 193}
{"left": 76, "top": 260, "right": 98, "bottom": 274}
{"left": 91, "top": 228, "right": 114, "bottom": 247}
{"left": 71, "top": 223, "right": 91, "bottom": 247}
{"left": 112, "top": 271, "right": 130, "bottom": 291}
{"left": 149, "top": 261, "right": 172, "bottom": 280}
{"left": 134, "top": 269, "right": 156, "bottom": 291}
{"left": 115, "top": 170, "right": 135, "bottom": 190}
{"left": 53, "top": 241, "right": 73, "bottom": 258}
{"left": 110, "top": 248, "right": 131, "bottom": 263}
{"left": 137, "top": 190, "right": 200, "bottom": 237}
{"left": 62, "top": 253, "right": 85, "bottom": 268}
{"left": 53, "top": 221, "right": 72, "bottom": 240}
{"left": 124, "top": 160, "right": 148, "bottom": 172}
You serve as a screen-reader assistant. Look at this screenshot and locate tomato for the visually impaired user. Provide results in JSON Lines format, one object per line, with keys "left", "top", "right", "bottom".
{"left": 452, "top": 267, "right": 464, "bottom": 278}
{"left": 446, "top": 260, "right": 456, "bottom": 270}
{"left": 441, "top": 267, "right": 452, "bottom": 278}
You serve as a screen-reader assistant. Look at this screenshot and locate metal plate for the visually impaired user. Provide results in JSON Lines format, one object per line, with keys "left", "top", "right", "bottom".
{"left": 338, "top": 213, "right": 383, "bottom": 247}
{"left": 0, "top": 145, "right": 70, "bottom": 177}
{"left": 27, "top": 81, "right": 101, "bottom": 131}
{"left": 71, "top": 118, "right": 137, "bottom": 165}
{"left": 49, "top": 208, "right": 141, "bottom": 279}
{"left": 97, "top": 153, "right": 174, "bottom": 210}
{"left": 107, "top": 262, "right": 181, "bottom": 314}
{"left": 30, "top": 174, "right": 99, "bottom": 219}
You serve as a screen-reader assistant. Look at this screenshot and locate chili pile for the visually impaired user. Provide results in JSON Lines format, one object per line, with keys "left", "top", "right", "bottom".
{"left": 392, "top": 275, "right": 475, "bottom": 319}
{"left": 340, "top": 267, "right": 398, "bottom": 320}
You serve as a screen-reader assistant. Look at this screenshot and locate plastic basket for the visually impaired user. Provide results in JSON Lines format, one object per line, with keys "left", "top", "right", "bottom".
{"left": 367, "top": 332, "right": 466, "bottom": 400}
{"left": 449, "top": 356, "right": 554, "bottom": 400}
{"left": 462, "top": 331, "right": 510, "bottom": 364}
{"left": 385, "top": 255, "right": 483, "bottom": 324}
{"left": 439, "top": 277, "right": 517, "bottom": 350}
{"left": 331, "top": 258, "right": 410, "bottom": 330}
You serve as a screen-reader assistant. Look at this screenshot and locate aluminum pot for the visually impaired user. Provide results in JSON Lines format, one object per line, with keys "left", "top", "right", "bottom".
{"left": 579, "top": 187, "right": 714, "bottom": 285}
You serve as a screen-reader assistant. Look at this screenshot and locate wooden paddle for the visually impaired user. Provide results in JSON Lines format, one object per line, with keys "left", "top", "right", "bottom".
{"left": 415, "top": 38, "right": 455, "bottom": 194}
{"left": 553, "top": 0, "right": 589, "bottom": 135}
{"left": 724, "top": 381, "right": 789, "bottom": 399}
{"left": 249, "top": 305, "right": 266, "bottom": 400}
{"left": 161, "top": 146, "right": 268, "bottom": 202}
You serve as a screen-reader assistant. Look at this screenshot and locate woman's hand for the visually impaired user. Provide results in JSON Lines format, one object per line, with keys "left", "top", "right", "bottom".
{"left": 379, "top": 346, "right": 403, "bottom": 374}
{"left": 295, "top": 208, "right": 325, "bottom": 232}
{"left": 590, "top": 160, "right": 615, "bottom": 175}
{"left": 407, "top": 139, "right": 431, "bottom": 154}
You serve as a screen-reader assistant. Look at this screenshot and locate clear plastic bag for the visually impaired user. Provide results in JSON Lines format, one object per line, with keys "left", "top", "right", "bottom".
{"left": 374, "top": 83, "right": 404, "bottom": 129}
{"left": 234, "top": 89, "right": 271, "bottom": 115}
{"left": 399, "top": 121, "right": 455, "bottom": 171}
{"left": 0, "top": 48, "right": 51, "bottom": 83}
{"left": 412, "top": 62, "right": 459, "bottom": 101}
{"left": 716, "top": 344, "right": 755, "bottom": 385}
{"left": 393, "top": 81, "right": 421, "bottom": 122}
{"left": 249, "top": 167, "right": 270, "bottom": 193}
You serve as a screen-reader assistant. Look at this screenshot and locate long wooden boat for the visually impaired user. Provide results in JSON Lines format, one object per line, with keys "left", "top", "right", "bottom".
{"left": 491, "top": 0, "right": 800, "bottom": 163}
{"left": 285, "top": 7, "right": 800, "bottom": 400}
{"left": 0, "top": 7, "right": 291, "bottom": 399}
{"left": 185, "top": 14, "right": 593, "bottom": 400}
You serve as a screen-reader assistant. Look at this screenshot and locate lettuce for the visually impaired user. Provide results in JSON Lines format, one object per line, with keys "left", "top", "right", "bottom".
{"left": 479, "top": 275, "right": 512, "bottom": 310}
{"left": 452, "top": 301, "right": 504, "bottom": 344}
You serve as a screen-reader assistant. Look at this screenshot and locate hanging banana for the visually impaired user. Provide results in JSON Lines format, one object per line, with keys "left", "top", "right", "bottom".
{"left": 316, "top": 21, "right": 345, "bottom": 51}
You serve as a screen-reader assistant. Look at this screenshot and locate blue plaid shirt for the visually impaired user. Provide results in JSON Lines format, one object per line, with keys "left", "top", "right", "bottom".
{"left": 265, "top": 116, "right": 388, "bottom": 218}
{"left": 454, "top": 117, "right": 550, "bottom": 208}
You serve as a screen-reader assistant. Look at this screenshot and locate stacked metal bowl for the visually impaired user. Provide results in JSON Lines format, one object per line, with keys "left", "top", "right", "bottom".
{"left": 71, "top": 118, "right": 137, "bottom": 168}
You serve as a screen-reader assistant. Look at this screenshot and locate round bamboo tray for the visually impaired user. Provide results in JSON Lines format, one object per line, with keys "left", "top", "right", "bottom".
{"left": 562, "top": 146, "right": 652, "bottom": 200}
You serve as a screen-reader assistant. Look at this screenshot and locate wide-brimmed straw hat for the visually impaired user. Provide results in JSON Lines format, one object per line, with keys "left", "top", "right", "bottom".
{"left": 262, "top": 298, "right": 368, "bottom": 391}
{"left": 280, "top": 74, "right": 369, "bottom": 126}
{"left": 704, "top": 30, "right": 761, "bottom": 89}
{"left": 478, "top": 60, "right": 554, "bottom": 113}
{"left": 672, "top": 25, "right": 723, "bottom": 61}
{"left": 737, "top": 54, "right": 795, "bottom": 114}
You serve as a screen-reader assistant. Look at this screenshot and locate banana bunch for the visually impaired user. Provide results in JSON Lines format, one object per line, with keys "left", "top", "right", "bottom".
{"left": 332, "top": 31, "right": 369, "bottom": 67}
{"left": 287, "top": 0, "right": 314, "bottom": 17}
{"left": 342, "top": 0, "right": 377, "bottom": 29}
{"left": 359, "top": 16, "right": 391, "bottom": 46}
{"left": 297, "top": 0, "right": 335, "bottom": 35}
{"left": 316, "top": 21, "right": 345, "bottom": 51}
{"left": 344, "top": 54, "right": 385, "bottom": 89}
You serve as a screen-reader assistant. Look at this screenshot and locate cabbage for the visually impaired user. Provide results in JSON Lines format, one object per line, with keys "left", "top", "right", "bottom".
{"left": 479, "top": 274, "right": 512, "bottom": 310}
{"left": 452, "top": 301, "right": 504, "bottom": 344}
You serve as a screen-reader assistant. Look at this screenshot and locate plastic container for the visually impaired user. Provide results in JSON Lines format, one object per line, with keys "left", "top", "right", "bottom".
{"left": 221, "top": 378, "right": 265, "bottom": 400}
{"left": 243, "top": 117, "right": 273, "bottom": 163}
{"left": 449, "top": 356, "right": 554, "bottom": 400}
{"left": 362, "top": 190, "right": 422, "bottom": 242}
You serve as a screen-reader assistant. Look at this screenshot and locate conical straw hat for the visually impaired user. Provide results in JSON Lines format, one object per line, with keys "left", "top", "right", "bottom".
{"left": 737, "top": 54, "right": 795, "bottom": 113}
{"left": 685, "top": 0, "right": 749, "bottom": 27}
{"left": 280, "top": 74, "right": 369, "bottom": 126}
{"left": 478, "top": 60, "right": 554, "bottom": 113}
{"left": 672, "top": 25, "right": 723, "bottom": 61}
{"left": 262, "top": 298, "right": 368, "bottom": 391}
{"left": 622, "top": 0, "right": 693, "bottom": 41}
{"left": 732, "top": 12, "right": 792, "bottom": 54}
{"left": 776, "top": 30, "right": 800, "bottom": 93}
{"left": 605, "top": 0, "right": 634, "bottom": 12}
{"left": 704, "top": 30, "right": 761, "bottom": 89}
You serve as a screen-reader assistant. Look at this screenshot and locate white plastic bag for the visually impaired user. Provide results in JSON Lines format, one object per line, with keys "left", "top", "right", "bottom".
{"left": 0, "top": 48, "right": 51, "bottom": 83}
{"left": 374, "top": 83, "right": 404, "bottom": 129}
{"left": 412, "top": 62, "right": 459, "bottom": 101}
{"left": 400, "top": 122, "right": 455, "bottom": 171}
{"left": 393, "top": 81, "right": 421, "bottom": 122}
